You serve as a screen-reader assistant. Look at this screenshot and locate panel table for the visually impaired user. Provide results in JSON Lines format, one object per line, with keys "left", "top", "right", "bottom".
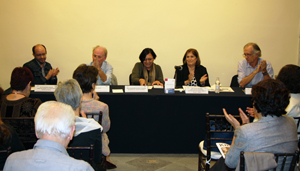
{"left": 30, "top": 86, "right": 252, "bottom": 153}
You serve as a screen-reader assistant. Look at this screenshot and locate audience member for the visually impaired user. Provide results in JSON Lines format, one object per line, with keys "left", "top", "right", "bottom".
{"left": 3, "top": 101, "right": 94, "bottom": 171}
{"left": 0, "top": 67, "right": 41, "bottom": 117}
{"left": 276, "top": 64, "right": 300, "bottom": 118}
{"left": 211, "top": 79, "right": 298, "bottom": 170}
{"left": 238, "top": 42, "right": 274, "bottom": 88}
{"left": 0, "top": 87, "right": 25, "bottom": 169}
{"left": 131, "top": 48, "right": 164, "bottom": 86}
{"left": 23, "top": 44, "right": 59, "bottom": 85}
{"left": 89, "top": 46, "right": 113, "bottom": 85}
{"left": 54, "top": 79, "right": 105, "bottom": 171}
{"left": 73, "top": 64, "right": 116, "bottom": 169}
{"left": 175, "top": 48, "right": 210, "bottom": 87}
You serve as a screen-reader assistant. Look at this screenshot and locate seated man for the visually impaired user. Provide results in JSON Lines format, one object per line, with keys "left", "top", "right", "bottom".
{"left": 238, "top": 42, "right": 273, "bottom": 88}
{"left": 3, "top": 101, "right": 94, "bottom": 171}
{"left": 89, "top": 46, "right": 113, "bottom": 85}
{"left": 23, "top": 44, "right": 59, "bottom": 85}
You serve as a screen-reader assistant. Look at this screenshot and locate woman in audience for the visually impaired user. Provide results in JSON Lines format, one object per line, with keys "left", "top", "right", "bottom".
{"left": 54, "top": 79, "right": 106, "bottom": 171}
{"left": 0, "top": 87, "right": 25, "bottom": 169}
{"left": 131, "top": 48, "right": 164, "bottom": 86}
{"left": 73, "top": 64, "right": 116, "bottom": 169}
{"left": 211, "top": 79, "right": 298, "bottom": 170}
{"left": 175, "top": 48, "right": 210, "bottom": 87}
{"left": 276, "top": 64, "right": 300, "bottom": 118}
{"left": 0, "top": 67, "right": 41, "bottom": 117}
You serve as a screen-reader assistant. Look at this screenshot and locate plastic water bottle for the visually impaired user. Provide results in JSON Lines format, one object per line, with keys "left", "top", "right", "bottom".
{"left": 215, "top": 77, "right": 220, "bottom": 93}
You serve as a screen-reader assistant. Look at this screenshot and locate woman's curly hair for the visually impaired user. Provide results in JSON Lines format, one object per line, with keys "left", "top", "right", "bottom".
{"left": 252, "top": 79, "right": 290, "bottom": 117}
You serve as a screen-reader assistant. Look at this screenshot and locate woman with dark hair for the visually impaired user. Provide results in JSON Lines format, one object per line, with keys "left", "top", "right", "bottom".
{"left": 175, "top": 48, "right": 210, "bottom": 87}
{"left": 0, "top": 87, "right": 25, "bottom": 169}
{"left": 211, "top": 79, "right": 298, "bottom": 170}
{"left": 276, "top": 64, "right": 300, "bottom": 118}
{"left": 131, "top": 48, "right": 164, "bottom": 86}
{"left": 73, "top": 64, "right": 116, "bottom": 169}
{"left": 0, "top": 67, "right": 41, "bottom": 117}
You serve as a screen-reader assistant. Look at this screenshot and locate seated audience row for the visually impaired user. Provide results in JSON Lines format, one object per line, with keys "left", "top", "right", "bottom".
{"left": 21, "top": 42, "right": 273, "bottom": 88}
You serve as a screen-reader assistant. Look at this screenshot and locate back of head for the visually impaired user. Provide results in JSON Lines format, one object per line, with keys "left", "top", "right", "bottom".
{"left": 10, "top": 67, "right": 33, "bottom": 90}
{"left": 139, "top": 48, "right": 157, "bottom": 63}
{"left": 252, "top": 79, "right": 290, "bottom": 117}
{"left": 54, "top": 79, "right": 83, "bottom": 110}
{"left": 276, "top": 64, "right": 300, "bottom": 93}
{"left": 73, "top": 64, "right": 98, "bottom": 93}
{"left": 35, "top": 101, "right": 75, "bottom": 139}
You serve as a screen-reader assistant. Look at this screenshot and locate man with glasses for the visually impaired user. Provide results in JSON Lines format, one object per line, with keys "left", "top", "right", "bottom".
{"left": 237, "top": 43, "right": 273, "bottom": 88}
{"left": 23, "top": 44, "right": 59, "bottom": 86}
{"left": 89, "top": 45, "right": 113, "bottom": 85}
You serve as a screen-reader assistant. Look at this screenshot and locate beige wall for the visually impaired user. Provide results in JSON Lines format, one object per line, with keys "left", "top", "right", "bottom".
{"left": 0, "top": 0, "right": 299, "bottom": 89}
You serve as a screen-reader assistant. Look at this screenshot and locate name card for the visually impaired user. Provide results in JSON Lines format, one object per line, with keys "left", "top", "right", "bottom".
{"left": 95, "top": 85, "right": 110, "bottom": 92}
{"left": 34, "top": 85, "right": 57, "bottom": 92}
{"left": 245, "top": 88, "right": 252, "bottom": 95}
{"left": 164, "top": 78, "right": 175, "bottom": 93}
{"left": 125, "top": 86, "right": 148, "bottom": 93}
{"left": 185, "top": 87, "right": 209, "bottom": 94}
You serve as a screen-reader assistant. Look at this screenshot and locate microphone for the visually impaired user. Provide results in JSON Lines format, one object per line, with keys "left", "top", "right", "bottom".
{"left": 174, "top": 65, "right": 183, "bottom": 70}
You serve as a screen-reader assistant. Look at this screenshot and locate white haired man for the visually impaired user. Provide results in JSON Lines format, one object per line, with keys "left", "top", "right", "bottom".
{"left": 3, "top": 101, "right": 94, "bottom": 171}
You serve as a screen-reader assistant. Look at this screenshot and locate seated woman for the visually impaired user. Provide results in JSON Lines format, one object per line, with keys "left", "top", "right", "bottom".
{"left": 212, "top": 79, "right": 298, "bottom": 170}
{"left": 0, "top": 87, "right": 25, "bottom": 169}
{"left": 73, "top": 64, "right": 116, "bottom": 169}
{"left": 54, "top": 79, "right": 104, "bottom": 171}
{"left": 0, "top": 67, "right": 41, "bottom": 117}
{"left": 131, "top": 48, "right": 164, "bottom": 86}
{"left": 276, "top": 64, "right": 300, "bottom": 118}
{"left": 175, "top": 48, "right": 210, "bottom": 87}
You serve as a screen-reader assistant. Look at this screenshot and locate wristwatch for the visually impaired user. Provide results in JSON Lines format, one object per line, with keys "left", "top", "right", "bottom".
{"left": 262, "top": 71, "right": 268, "bottom": 76}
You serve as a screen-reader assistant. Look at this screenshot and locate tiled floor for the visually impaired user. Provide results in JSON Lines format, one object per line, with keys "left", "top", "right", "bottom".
{"left": 109, "top": 153, "right": 199, "bottom": 171}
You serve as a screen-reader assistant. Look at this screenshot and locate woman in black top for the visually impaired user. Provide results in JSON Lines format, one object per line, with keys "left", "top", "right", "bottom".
{"left": 175, "top": 48, "right": 210, "bottom": 87}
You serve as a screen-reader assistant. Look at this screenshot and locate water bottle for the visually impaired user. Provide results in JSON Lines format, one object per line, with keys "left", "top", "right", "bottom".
{"left": 215, "top": 77, "right": 220, "bottom": 93}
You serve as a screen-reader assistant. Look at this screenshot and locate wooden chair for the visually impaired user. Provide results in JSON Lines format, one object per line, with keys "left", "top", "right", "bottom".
{"left": 2, "top": 117, "right": 37, "bottom": 149}
{"left": 85, "top": 111, "right": 103, "bottom": 125}
{"left": 198, "top": 113, "right": 240, "bottom": 171}
{"left": 239, "top": 150, "right": 299, "bottom": 171}
{"left": 67, "top": 144, "right": 94, "bottom": 166}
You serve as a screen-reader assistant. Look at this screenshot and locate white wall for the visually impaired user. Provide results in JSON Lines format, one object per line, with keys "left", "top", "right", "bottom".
{"left": 0, "top": 0, "right": 299, "bottom": 89}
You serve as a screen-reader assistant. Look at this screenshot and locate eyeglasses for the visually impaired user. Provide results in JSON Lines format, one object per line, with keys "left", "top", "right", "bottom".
{"left": 242, "top": 53, "right": 253, "bottom": 57}
{"left": 144, "top": 58, "right": 153, "bottom": 61}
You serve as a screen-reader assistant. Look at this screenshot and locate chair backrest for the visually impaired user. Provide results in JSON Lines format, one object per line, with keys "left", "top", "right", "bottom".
{"left": 85, "top": 111, "right": 103, "bottom": 125}
{"left": 2, "top": 117, "right": 37, "bottom": 149}
{"left": 110, "top": 73, "right": 118, "bottom": 85}
{"left": 240, "top": 150, "right": 299, "bottom": 171}
{"left": 0, "top": 146, "right": 12, "bottom": 158}
{"left": 230, "top": 75, "right": 239, "bottom": 87}
{"left": 67, "top": 144, "right": 94, "bottom": 166}
{"left": 129, "top": 73, "right": 133, "bottom": 85}
{"left": 204, "top": 113, "right": 240, "bottom": 171}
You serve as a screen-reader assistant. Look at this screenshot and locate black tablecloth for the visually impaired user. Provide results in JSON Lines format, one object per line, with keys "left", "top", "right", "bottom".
{"left": 30, "top": 86, "right": 252, "bottom": 153}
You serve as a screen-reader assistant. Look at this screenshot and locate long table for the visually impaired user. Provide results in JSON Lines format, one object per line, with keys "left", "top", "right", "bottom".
{"left": 30, "top": 86, "right": 252, "bottom": 153}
